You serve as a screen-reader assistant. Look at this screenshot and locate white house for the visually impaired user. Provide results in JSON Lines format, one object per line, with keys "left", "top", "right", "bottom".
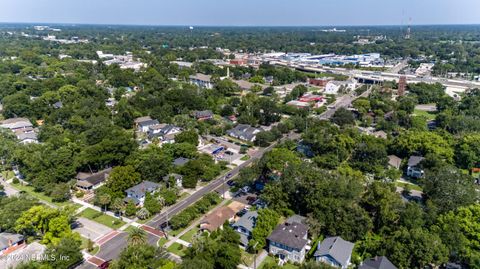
{"left": 325, "top": 79, "right": 357, "bottom": 95}
{"left": 267, "top": 219, "right": 309, "bottom": 263}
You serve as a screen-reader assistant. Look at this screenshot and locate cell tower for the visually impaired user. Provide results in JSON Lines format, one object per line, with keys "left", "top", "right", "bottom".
{"left": 405, "top": 18, "right": 412, "bottom": 39}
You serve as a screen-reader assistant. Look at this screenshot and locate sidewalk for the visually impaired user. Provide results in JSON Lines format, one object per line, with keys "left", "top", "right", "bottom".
{"left": 249, "top": 250, "right": 268, "bottom": 269}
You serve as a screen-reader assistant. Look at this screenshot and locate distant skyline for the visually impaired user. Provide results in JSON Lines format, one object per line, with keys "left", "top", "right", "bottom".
{"left": 1, "top": 0, "right": 479, "bottom": 27}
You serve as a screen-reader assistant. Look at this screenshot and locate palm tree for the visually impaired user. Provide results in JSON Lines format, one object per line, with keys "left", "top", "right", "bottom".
{"left": 127, "top": 227, "right": 147, "bottom": 246}
{"left": 98, "top": 193, "right": 111, "bottom": 213}
{"left": 111, "top": 197, "right": 125, "bottom": 217}
{"left": 135, "top": 207, "right": 150, "bottom": 220}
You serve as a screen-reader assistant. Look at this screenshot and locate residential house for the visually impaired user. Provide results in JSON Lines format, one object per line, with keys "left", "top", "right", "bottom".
{"left": 388, "top": 155, "right": 402, "bottom": 170}
{"left": 232, "top": 211, "right": 258, "bottom": 246}
{"left": 0, "top": 118, "right": 33, "bottom": 131}
{"left": 226, "top": 124, "right": 263, "bottom": 142}
{"left": 309, "top": 78, "right": 331, "bottom": 87}
{"left": 372, "top": 130, "right": 387, "bottom": 139}
{"left": 148, "top": 124, "right": 182, "bottom": 140}
{"left": 75, "top": 168, "right": 112, "bottom": 191}
{"left": 162, "top": 173, "right": 183, "bottom": 188}
{"left": 135, "top": 116, "right": 160, "bottom": 133}
{"left": 190, "top": 73, "right": 213, "bottom": 89}
{"left": 267, "top": 219, "right": 309, "bottom": 263}
{"left": 406, "top": 156, "right": 425, "bottom": 179}
{"left": 299, "top": 94, "right": 324, "bottom": 103}
{"left": 314, "top": 236, "right": 354, "bottom": 269}
{"left": 52, "top": 101, "right": 63, "bottom": 109}
{"left": 173, "top": 157, "right": 190, "bottom": 167}
{"left": 194, "top": 110, "right": 214, "bottom": 121}
{"left": 15, "top": 131, "right": 38, "bottom": 144}
{"left": 359, "top": 256, "right": 397, "bottom": 269}
{"left": 124, "top": 181, "right": 160, "bottom": 206}
{"left": 325, "top": 79, "right": 357, "bottom": 95}
{"left": 200, "top": 206, "right": 236, "bottom": 232}
{"left": 286, "top": 100, "right": 311, "bottom": 109}
{"left": 0, "top": 233, "right": 25, "bottom": 255}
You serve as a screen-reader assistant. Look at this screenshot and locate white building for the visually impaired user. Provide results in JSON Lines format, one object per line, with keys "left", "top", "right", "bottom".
{"left": 325, "top": 79, "right": 357, "bottom": 95}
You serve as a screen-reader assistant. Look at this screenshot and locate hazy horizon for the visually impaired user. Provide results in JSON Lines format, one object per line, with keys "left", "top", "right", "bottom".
{"left": 1, "top": 0, "right": 479, "bottom": 27}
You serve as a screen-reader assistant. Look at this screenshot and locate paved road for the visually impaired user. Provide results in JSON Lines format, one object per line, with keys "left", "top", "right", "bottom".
{"left": 319, "top": 87, "right": 371, "bottom": 120}
{"left": 74, "top": 217, "right": 113, "bottom": 241}
{"left": 87, "top": 132, "right": 301, "bottom": 266}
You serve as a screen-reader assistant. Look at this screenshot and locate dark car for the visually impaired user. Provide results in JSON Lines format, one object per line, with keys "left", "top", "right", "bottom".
{"left": 226, "top": 180, "right": 235, "bottom": 186}
{"left": 226, "top": 173, "right": 233, "bottom": 179}
{"left": 99, "top": 260, "right": 112, "bottom": 269}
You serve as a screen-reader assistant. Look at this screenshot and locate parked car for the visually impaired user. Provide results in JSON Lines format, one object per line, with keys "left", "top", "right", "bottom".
{"left": 227, "top": 180, "right": 235, "bottom": 186}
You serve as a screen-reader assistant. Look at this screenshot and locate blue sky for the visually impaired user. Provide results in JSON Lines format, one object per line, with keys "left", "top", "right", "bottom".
{"left": 0, "top": 0, "right": 478, "bottom": 26}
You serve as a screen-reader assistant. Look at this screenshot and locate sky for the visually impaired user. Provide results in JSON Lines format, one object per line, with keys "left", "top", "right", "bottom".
{"left": 0, "top": 0, "right": 479, "bottom": 26}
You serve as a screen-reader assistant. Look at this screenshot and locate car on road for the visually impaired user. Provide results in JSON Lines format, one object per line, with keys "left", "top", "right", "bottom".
{"left": 226, "top": 173, "right": 233, "bottom": 179}
{"left": 99, "top": 260, "right": 112, "bottom": 269}
{"left": 226, "top": 180, "right": 235, "bottom": 186}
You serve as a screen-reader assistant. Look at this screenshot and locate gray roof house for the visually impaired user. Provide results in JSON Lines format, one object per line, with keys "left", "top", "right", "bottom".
{"left": 267, "top": 220, "right": 309, "bottom": 263}
{"left": 0, "top": 233, "right": 24, "bottom": 255}
{"left": 314, "top": 236, "right": 354, "bottom": 269}
{"left": 388, "top": 155, "right": 402, "bottom": 170}
{"left": 407, "top": 156, "right": 425, "bottom": 179}
{"left": 226, "top": 124, "right": 263, "bottom": 142}
{"left": 75, "top": 168, "right": 112, "bottom": 191}
{"left": 173, "top": 157, "right": 190, "bottom": 167}
{"left": 163, "top": 173, "right": 183, "bottom": 188}
{"left": 124, "top": 181, "right": 160, "bottom": 206}
{"left": 359, "top": 256, "right": 397, "bottom": 269}
{"left": 190, "top": 73, "right": 213, "bottom": 89}
{"left": 0, "top": 118, "right": 33, "bottom": 131}
{"left": 137, "top": 119, "right": 160, "bottom": 133}
{"left": 194, "top": 110, "right": 214, "bottom": 120}
{"left": 232, "top": 211, "right": 258, "bottom": 246}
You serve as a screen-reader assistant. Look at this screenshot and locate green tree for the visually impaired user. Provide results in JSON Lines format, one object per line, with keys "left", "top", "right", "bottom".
{"left": 128, "top": 226, "right": 148, "bottom": 246}
{"left": 331, "top": 107, "right": 355, "bottom": 126}
{"left": 43, "top": 237, "right": 83, "bottom": 269}
{"left": 144, "top": 192, "right": 162, "bottom": 214}
{"left": 104, "top": 166, "right": 142, "bottom": 199}
{"left": 125, "top": 200, "right": 138, "bottom": 217}
{"left": 248, "top": 209, "right": 280, "bottom": 252}
{"left": 175, "top": 130, "right": 199, "bottom": 146}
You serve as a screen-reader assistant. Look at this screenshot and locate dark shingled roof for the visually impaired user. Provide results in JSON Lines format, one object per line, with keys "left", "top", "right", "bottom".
{"left": 314, "top": 236, "right": 354, "bottom": 267}
{"left": 407, "top": 156, "right": 425, "bottom": 167}
{"left": 359, "top": 256, "right": 397, "bottom": 269}
{"left": 267, "top": 221, "right": 308, "bottom": 250}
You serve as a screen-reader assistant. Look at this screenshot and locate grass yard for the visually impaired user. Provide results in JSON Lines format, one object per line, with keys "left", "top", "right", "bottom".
{"left": 240, "top": 155, "right": 251, "bottom": 161}
{"left": 79, "top": 208, "right": 126, "bottom": 229}
{"left": 167, "top": 242, "right": 187, "bottom": 257}
{"left": 157, "top": 237, "right": 168, "bottom": 247}
{"left": 395, "top": 181, "right": 423, "bottom": 192}
{"left": 413, "top": 109, "right": 436, "bottom": 121}
{"left": 179, "top": 227, "right": 199, "bottom": 243}
{"left": 258, "top": 256, "right": 299, "bottom": 269}
{"left": 178, "top": 192, "right": 190, "bottom": 201}
{"left": 240, "top": 249, "right": 255, "bottom": 266}
{"left": 11, "top": 182, "right": 72, "bottom": 207}
{"left": 1, "top": 170, "right": 15, "bottom": 180}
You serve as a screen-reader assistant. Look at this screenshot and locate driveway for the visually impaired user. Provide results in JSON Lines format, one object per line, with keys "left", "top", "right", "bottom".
{"left": 0, "top": 181, "right": 19, "bottom": 197}
{"left": 0, "top": 242, "right": 46, "bottom": 269}
{"left": 74, "top": 217, "right": 113, "bottom": 241}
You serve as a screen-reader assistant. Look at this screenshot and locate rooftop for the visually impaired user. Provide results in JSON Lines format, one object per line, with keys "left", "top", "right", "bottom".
{"left": 267, "top": 221, "right": 308, "bottom": 250}
{"left": 200, "top": 206, "right": 236, "bottom": 232}
{"left": 359, "top": 256, "right": 397, "bottom": 269}
{"left": 314, "top": 236, "right": 354, "bottom": 267}
{"left": 407, "top": 156, "right": 425, "bottom": 167}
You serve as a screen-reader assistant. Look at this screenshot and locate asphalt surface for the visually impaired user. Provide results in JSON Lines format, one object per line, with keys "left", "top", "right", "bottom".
{"left": 89, "top": 131, "right": 301, "bottom": 265}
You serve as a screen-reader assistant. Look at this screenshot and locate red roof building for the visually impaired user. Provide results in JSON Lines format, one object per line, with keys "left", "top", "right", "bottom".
{"left": 309, "top": 78, "right": 331, "bottom": 87}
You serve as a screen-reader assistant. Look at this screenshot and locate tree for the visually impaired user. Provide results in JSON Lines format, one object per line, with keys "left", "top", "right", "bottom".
{"left": 127, "top": 147, "right": 172, "bottom": 182}
{"left": 455, "top": 134, "right": 480, "bottom": 169}
{"left": 350, "top": 136, "right": 388, "bottom": 174}
{"left": 43, "top": 237, "right": 83, "bottom": 269}
{"left": 97, "top": 193, "right": 111, "bottom": 213}
{"left": 128, "top": 227, "right": 148, "bottom": 246}
{"left": 50, "top": 183, "right": 71, "bottom": 202}
{"left": 111, "top": 198, "right": 125, "bottom": 216}
{"left": 393, "top": 131, "right": 454, "bottom": 161}
{"left": 136, "top": 207, "right": 151, "bottom": 220}
{"left": 144, "top": 192, "right": 162, "bottom": 214}
{"left": 175, "top": 130, "right": 199, "bottom": 146}
{"left": 110, "top": 244, "right": 170, "bottom": 269}
{"left": 104, "top": 166, "right": 142, "bottom": 199}
{"left": 125, "top": 200, "right": 137, "bottom": 217}
{"left": 423, "top": 166, "right": 477, "bottom": 214}
{"left": 435, "top": 205, "right": 480, "bottom": 267}
{"left": 248, "top": 209, "right": 279, "bottom": 252}
{"left": 331, "top": 107, "right": 355, "bottom": 126}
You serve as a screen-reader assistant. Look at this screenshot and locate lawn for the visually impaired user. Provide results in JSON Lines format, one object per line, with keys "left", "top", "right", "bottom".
{"left": 11, "top": 182, "right": 72, "bottom": 207}
{"left": 79, "top": 208, "right": 126, "bottom": 229}
{"left": 258, "top": 256, "right": 298, "bottom": 269}
{"left": 395, "top": 181, "right": 423, "bottom": 192}
{"left": 158, "top": 237, "right": 168, "bottom": 247}
{"left": 240, "top": 249, "right": 255, "bottom": 266}
{"left": 413, "top": 109, "right": 436, "bottom": 121}
{"left": 1, "top": 170, "right": 15, "bottom": 180}
{"left": 166, "top": 242, "right": 187, "bottom": 257}
{"left": 179, "top": 227, "right": 199, "bottom": 243}
{"left": 240, "top": 155, "right": 251, "bottom": 161}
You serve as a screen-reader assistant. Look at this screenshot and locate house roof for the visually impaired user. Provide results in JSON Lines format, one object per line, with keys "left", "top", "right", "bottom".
{"left": 190, "top": 73, "right": 212, "bottom": 82}
{"left": 125, "top": 181, "right": 159, "bottom": 197}
{"left": 314, "top": 236, "right": 354, "bottom": 267}
{"left": 388, "top": 155, "right": 402, "bottom": 169}
{"left": 195, "top": 110, "right": 213, "bottom": 119}
{"left": 227, "top": 124, "right": 262, "bottom": 141}
{"left": 200, "top": 206, "right": 236, "bottom": 232}
{"left": 134, "top": 116, "right": 152, "bottom": 124}
{"left": 16, "top": 132, "right": 37, "bottom": 141}
{"left": 138, "top": 119, "right": 159, "bottom": 127}
{"left": 373, "top": 130, "right": 387, "bottom": 139}
{"left": 0, "top": 118, "right": 33, "bottom": 129}
{"left": 359, "top": 256, "right": 397, "bottom": 269}
{"left": 0, "top": 233, "right": 24, "bottom": 250}
{"left": 407, "top": 156, "right": 425, "bottom": 167}
{"left": 76, "top": 168, "right": 112, "bottom": 187}
{"left": 173, "top": 157, "right": 190, "bottom": 167}
{"left": 233, "top": 211, "right": 258, "bottom": 233}
{"left": 267, "top": 221, "right": 308, "bottom": 250}
{"left": 163, "top": 173, "right": 183, "bottom": 182}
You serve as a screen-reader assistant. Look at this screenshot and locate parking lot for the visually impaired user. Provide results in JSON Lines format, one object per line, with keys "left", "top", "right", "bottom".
{"left": 73, "top": 217, "right": 113, "bottom": 241}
